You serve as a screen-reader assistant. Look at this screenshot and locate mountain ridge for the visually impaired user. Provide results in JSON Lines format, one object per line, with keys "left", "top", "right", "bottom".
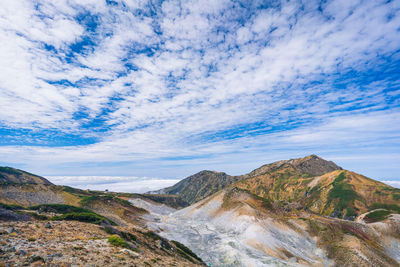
{"left": 0, "top": 166, "right": 52, "bottom": 185}
{"left": 154, "top": 155, "right": 343, "bottom": 204}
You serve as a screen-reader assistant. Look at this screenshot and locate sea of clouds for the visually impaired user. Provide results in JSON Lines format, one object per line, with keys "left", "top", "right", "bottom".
{"left": 46, "top": 176, "right": 180, "bottom": 193}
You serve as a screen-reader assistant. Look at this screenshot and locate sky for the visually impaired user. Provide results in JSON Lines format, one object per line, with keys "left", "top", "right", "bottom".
{"left": 0, "top": 0, "right": 399, "bottom": 189}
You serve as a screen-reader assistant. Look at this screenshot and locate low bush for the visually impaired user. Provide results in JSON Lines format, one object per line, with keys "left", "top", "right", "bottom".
{"left": 171, "top": 240, "right": 203, "bottom": 263}
{"left": 370, "top": 203, "right": 400, "bottom": 213}
{"left": 365, "top": 210, "right": 391, "bottom": 222}
{"left": 51, "top": 212, "right": 113, "bottom": 225}
{"left": 0, "top": 202, "right": 24, "bottom": 210}
{"left": 29, "top": 204, "right": 92, "bottom": 214}
{"left": 108, "top": 235, "right": 129, "bottom": 248}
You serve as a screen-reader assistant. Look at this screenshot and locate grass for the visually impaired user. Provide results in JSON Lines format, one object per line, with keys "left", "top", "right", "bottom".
{"left": 51, "top": 212, "right": 115, "bottom": 225}
{"left": 365, "top": 210, "right": 391, "bottom": 222}
{"left": 108, "top": 235, "right": 130, "bottom": 248}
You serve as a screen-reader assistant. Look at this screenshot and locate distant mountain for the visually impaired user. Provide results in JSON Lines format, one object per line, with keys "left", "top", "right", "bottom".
{"left": 155, "top": 155, "right": 343, "bottom": 204}
{"left": 151, "top": 170, "right": 242, "bottom": 204}
{"left": 0, "top": 166, "right": 52, "bottom": 185}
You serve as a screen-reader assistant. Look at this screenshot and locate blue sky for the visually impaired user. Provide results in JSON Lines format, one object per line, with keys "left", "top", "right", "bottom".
{"left": 0, "top": 0, "right": 399, "bottom": 185}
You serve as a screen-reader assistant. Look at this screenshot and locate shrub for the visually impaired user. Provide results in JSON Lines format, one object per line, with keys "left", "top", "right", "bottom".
{"left": 171, "top": 240, "right": 203, "bottom": 263}
{"left": 370, "top": 203, "right": 400, "bottom": 213}
{"left": 392, "top": 194, "right": 400, "bottom": 200}
{"left": 0, "top": 202, "right": 24, "bottom": 210}
{"left": 365, "top": 210, "right": 391, "bottom": 222}
{"left": 80, "top": 195, "right": 132, "bottom": 207}
{"left": 108, "top": 235, "right": 129, "bottom": 248}
{"left": 0, "top": 167, "right": 21, "bottom": 175}
{"left": 51, "top": 212, "right": 113, "bottom": 225}
{"left": 29, "top": 204, "right": 92, "bottom": 214}
{"left": 328, "top": 172, "right": 360, "bottom": 213}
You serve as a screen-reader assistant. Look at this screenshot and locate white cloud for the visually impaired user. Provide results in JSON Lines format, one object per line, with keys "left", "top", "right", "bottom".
{"left": 382, "top": 181, "right": 400, "bottom": 189}
{"left": 0, "top": 0, "right": 399, "bottom": 181}
{"left": 47, "top": 176, "right": 180, "bottom": 193}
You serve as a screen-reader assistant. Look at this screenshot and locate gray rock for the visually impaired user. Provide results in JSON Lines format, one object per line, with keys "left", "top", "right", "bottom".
{"left": 6, "top": 226, "right": 15, "bottom": 234}
{"left": 45, "top": 222, "right": 52, "bottom": 228}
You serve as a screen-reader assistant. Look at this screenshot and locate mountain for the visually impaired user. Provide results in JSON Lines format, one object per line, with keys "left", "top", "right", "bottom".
{"left": 154, "top": 155, "right": 399, "bottom": 220}
{"left": 0, "top": 167, "right": 205, "bottom": 266}
{"left": 0, "top": 166, "right": 52, "bottom": 185}
{"left": 151, "top": 170, "right": 242, "bottom": 204}
{"left": 242, "top": 154, "right": 342, "bottom": 177}
{"left": 147, "top": 186, "right": 400, "bottom": 266}
{"left": 235, "top": 168, "right": 400, "bottom": 219}
{"left": 1, "top": 159, "right": 400, "bottom": 266}
{"left": 155, "top": 155, "right": 343, "bottom": 204}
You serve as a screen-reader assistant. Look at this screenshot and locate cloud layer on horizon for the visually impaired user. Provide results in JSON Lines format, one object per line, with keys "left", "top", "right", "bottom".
{"left": 0, "top": 0, "right": 399, "bottom": 180}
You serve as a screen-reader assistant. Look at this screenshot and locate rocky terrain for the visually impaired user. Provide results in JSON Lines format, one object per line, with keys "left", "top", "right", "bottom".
{"left": 0, "top": 167, "right": 205, "bottom": 266}
{"left": 0, "top": 220, "right": 204, "bottom": 266}
{"left": 1, "top": 155, "right": 399, "bottom": 266}
{"left": 141, "top": 187, "right": 400, "bottom": 266}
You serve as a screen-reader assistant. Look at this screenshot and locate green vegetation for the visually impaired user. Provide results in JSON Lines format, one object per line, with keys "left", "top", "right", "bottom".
{"left": 29, "top": 204, "right": 92, "bottom": 214}
{"left": 108, "top": 235, "right": 130, "bottom": 248}
{"left": 0, "top": 167, "right": 21, "bottom": 175}
{"left": 0, "top": 202, "right": 24, "bottom": 210}
{"left": 51, "top": 212, "right": 115, "bottom": 225}
{"left": 328, "top": 172, "right": 360, "bottom": 214}
{"left": 345, "top": 207, "right": 357, "bottom": 217}
{"left": 62, "top": 186, "right": 88, "bottom": 195}
{"left": 264, "top": 198, "right": 273, "bottom": 209}
{"left": 375, "top": 190, "right": 388, "bottom": 196}
{"left": 143, "top": 230, "right": 162, "bottom": 240}
{"left": 80, "top": 194, "right": 132, "bottom": 207}
{"left": 171, "top": 240, "right": 203, "bottom": 263}
{"left": 370, "top": 203, "right": 400, "bottom": 213}
{"left": 365, "top": 210, "right": 391, "bottom": 222}
{"left": 392, "top": 194, "right": 400, "bottom": 200}
{"left": 120, "top": 231, "right": 138, "bottom": 242}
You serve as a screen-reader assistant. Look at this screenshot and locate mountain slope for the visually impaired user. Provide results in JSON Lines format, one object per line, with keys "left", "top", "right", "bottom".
{"left": 145, "top": 186, "right": 400, "bottom": 266}
{"left": 152, "top": 170, "right": 242, "bottom": 204}
{"left": 0, "top": 166, "right": 52, "bottom": 185}
{"left": 235, "top": 169, "right": 400, "bottom": 219}
{"left": 155, "top": 155, "right": 342, "bottom": 204}
{"left": 243, "top": 154, "right": 342, "bottom": 178}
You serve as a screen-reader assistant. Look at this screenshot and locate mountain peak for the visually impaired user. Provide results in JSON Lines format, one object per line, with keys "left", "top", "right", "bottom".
{"left": 247, "top": 155, "right": 342, "bottom": 177}
{"left": 288, "top": 155, "right": 342, "bottom": 176}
